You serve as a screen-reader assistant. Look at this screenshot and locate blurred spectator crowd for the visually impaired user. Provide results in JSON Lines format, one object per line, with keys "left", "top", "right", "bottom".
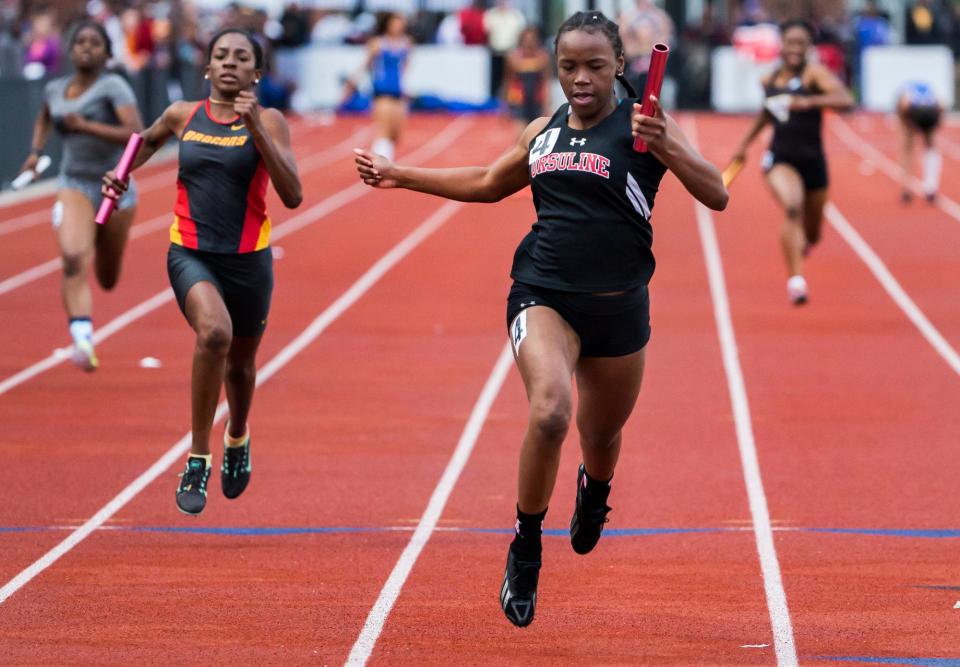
{"left": 1, "top": 0, "right": 960, "bottom": 110}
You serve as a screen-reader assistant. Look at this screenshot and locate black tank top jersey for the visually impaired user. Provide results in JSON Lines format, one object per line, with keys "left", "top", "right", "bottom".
{"left": 171, "top": 100, "right": 271, "bottom": 254}
{"left": 511, "top": 99, "right": 667, "bottom": 292}
{"left": 766, "top": 66, "right": 824, "bottom": 160}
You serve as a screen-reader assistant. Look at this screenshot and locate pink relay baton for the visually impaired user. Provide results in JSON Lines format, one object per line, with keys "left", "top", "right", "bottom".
{"left": 96, "top": 133, "right": 143, "bottom": 225}
{"left": 632, "top": 43, "right": 670, "bottom": 153}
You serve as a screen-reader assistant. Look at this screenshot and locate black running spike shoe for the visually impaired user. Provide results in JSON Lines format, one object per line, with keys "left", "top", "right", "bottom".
{"left": 221, "top": 436, "right": 251, "bottom": 499}
{"left": 570, "top": 464, "right": 611, "bottom": 555}
{"left": 500, "top": 547, "right": 541, "bottom": 627}
{"left": 176, "top": 456, "right": 211, "bottom": 515}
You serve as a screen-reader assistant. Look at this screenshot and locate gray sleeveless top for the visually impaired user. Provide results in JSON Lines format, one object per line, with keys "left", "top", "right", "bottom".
{"left": 44, "top": 73, "right": 138, "bottom": 180}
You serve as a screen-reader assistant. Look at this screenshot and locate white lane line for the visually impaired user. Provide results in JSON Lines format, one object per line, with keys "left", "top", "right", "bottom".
{"left": 0, "top": 123, "right": 366, "bottom": 240}
{"left": 345, "top": 342, "right": 513, "bottom": 667}
{"left": 830, "top": 115, "right": 960, "bottom": 223}
{"left": 825, "top": 202, "right": 960, "bottom": 376}
{"left": 0, "top": 200, "right": 465, "bottom": 605}
{"left": 0, "top": 117, "right": 473, "bottom": 398}
{"left": 0, "top": 257, "right": 60, "bottom": 297}
{"left": 0, "top": 290, "right": 173, "bottom": 396}
{"left": 686, "top": 117, "right": 798, "bottom": 667}
{"left": 0, "top": 213, "right": 170, "bottom": 297}
{"left": 0, "top": 209, "right": 48, "bottom": 236}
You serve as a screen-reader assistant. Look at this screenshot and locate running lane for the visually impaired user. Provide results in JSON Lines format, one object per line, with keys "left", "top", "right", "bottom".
{"left": 0, "top": 116, "right": 370, "bottom": 373}
{"left": 0, "top": 115, "right": 471, "bottom": 582}
{"left": 697, "top": 112, "right": 960, "bottom": 663}
{"left": 367, "top": 142, "right": 779, "bottom": 664}
{"left": 0, "top": 117, "right": 541, "bottom": 663}
{"left": 824, "top": 115, "right": 960, "bottom": 348}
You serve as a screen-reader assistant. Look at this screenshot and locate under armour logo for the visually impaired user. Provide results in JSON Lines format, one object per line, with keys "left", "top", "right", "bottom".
{"left": 570, "top": 137, "right": 586, "bottom": 146}
{"left": 520, "top": 301, "right": 536, "bottom": 308}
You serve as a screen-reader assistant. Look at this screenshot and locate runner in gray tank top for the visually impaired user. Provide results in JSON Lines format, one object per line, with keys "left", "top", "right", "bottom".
{"left": 19, "top": 21, "right": 143, "bottom": 371}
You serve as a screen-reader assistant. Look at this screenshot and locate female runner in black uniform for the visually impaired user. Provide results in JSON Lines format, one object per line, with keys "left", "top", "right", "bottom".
{"left": 731, "top": 20, "right": 852, "bottom": 305}
{"left": 355, "top": 11, "right": 727, "bottom": 626}
{"left": 102, "top": 29, "right": 302, "bottom": 515}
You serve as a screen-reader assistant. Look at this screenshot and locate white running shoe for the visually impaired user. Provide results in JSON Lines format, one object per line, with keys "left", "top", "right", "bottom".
{"left": 70, "top": 336, "right": 99, "bottom": 372}
{"left": 787, "top": 275, "right": 808, "bottom": 306}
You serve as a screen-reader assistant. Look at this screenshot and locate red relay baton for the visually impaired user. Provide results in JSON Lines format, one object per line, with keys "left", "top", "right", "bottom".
{"left": 96, "top": 133, "right": 144, "bottom": 225}
{"left": 632, "top": 43, "right": 670, "bottom": 153}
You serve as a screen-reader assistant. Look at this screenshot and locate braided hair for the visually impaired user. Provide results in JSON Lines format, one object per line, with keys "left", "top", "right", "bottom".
{"left": 555, "top": 11, "right": 637, "bottom": 99}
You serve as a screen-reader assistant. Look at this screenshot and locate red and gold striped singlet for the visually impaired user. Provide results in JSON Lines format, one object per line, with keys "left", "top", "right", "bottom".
{"left": 171, "top": 99, "right": 271, "bottom": 253}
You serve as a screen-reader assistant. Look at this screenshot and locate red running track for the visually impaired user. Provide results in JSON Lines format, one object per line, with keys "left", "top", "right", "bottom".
{"left": 0, "top": 111, "right": 957, "bottom": 665}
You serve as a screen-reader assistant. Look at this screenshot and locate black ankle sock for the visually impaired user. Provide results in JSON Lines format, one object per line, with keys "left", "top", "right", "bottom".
{"left": 583, "top": 468, "right": 612, "bottom": 503}
{"left": 510, "top": 505, "right": 546, "bottom": 559}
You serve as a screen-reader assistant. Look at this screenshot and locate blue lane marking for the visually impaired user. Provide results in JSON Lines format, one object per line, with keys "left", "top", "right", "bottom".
{"left": 0, "top": 525, "right": 736, "bottom": 538}
{"left": 803, "top": 528, "right": 960, "bottom": 539}
{"left": 2, "top": 525, "right": 960, "bottom": 538}
{"left": 0, "top": 527, "right": 46, "bottom": 533}
{"left": 814, "top": 657, "right": 960, "bottom": 666}
{"left": 461, "top": 527, "right": 730, "bottom": 537}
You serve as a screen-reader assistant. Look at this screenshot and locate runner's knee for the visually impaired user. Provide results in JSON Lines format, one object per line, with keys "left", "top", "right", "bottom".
{"left": 62, "top": 252, "right": 87, "bottom": 279}
{"left": 196, "top": 322, "right": 232, "bottom": 358}
{"left": 528, "top": 390, "right": 572, "bottom": 445}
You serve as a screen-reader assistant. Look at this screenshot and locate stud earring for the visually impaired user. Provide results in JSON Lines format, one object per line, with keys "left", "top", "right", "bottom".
{"left": 255, "top": 78, "right": 260, "bottom": 83}
{"left": 204, "top": 74, "right": 209, "bottom": 80}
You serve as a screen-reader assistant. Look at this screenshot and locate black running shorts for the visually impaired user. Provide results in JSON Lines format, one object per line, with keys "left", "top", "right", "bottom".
{"left": 763, "top": 150, "right": 829, "bottom": 192}
{"left": 506, "top": 281, "right": 651, "bottom": 358}
{"left": 907, "top": 104, "right": 941, "bottom": 134}
{"left": 167, "top": 244, "right": 273, "bottom": 338}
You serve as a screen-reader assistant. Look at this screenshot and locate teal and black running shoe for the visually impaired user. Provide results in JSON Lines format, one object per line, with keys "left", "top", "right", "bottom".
{"left": 176, "top": 456, "right": 210, "bottom": 515}
{"left": 221, "top": 436, "right": 251, "bottom": 499}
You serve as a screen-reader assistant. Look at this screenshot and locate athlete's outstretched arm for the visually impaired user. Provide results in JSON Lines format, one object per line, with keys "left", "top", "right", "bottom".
{"left": 731, "top": 109, "right": 771, "bottom": 162}
{"left": 19, "top": 102, "right": 53, "bottom": 174}
{"left": 101, "top": 101, "right": 190, "bottom": 199}
{"left": 633, "top": 97, "right": 728, "bottom": 211}
{"left": 235, "top": 94, "right": 302, "bottom": 209}
{"left": 731, "top": 71, "right": 777, "bottom": 162}
{"left": 793, "top": 64, "right": 853, "bottom": 112}
{"left": 353, "top": 117, "right": 548, "bottom": 202}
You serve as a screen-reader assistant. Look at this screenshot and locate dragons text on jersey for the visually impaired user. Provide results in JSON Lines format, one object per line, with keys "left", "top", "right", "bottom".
{"left": 171, "top": 99, "right": 272, "bottom": 253}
